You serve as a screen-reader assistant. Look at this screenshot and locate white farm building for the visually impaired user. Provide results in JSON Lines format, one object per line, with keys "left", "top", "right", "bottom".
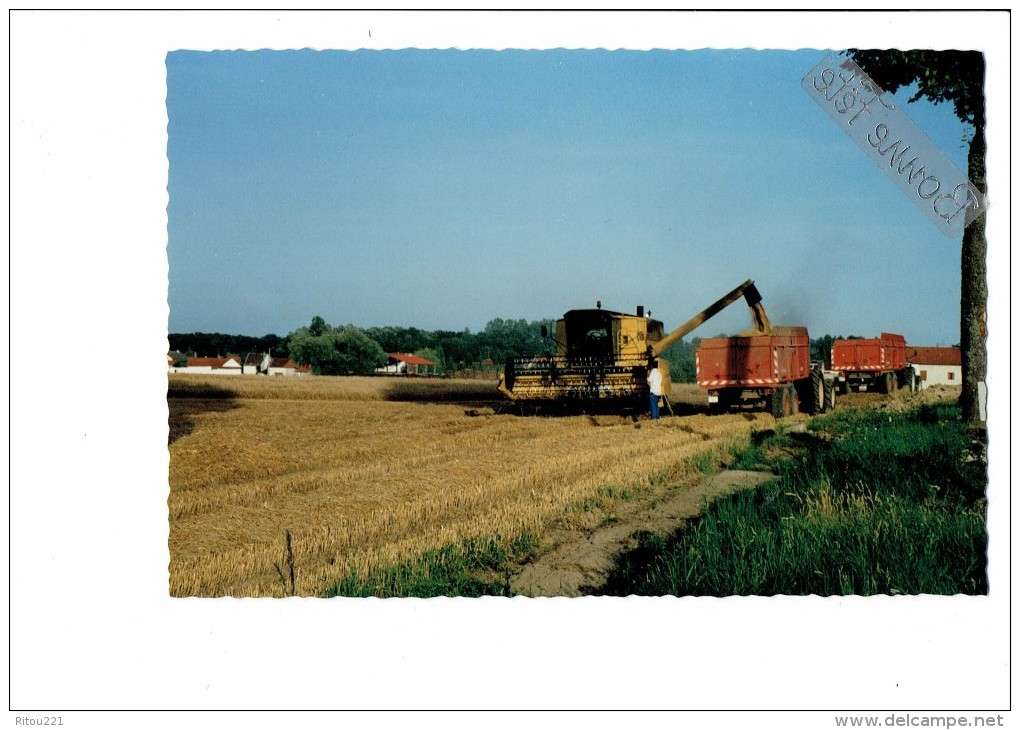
{"left": 906, "top": 347, "right": 962, "bottom": 389}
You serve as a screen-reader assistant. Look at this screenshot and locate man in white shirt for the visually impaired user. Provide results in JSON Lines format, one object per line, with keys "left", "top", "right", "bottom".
{"left": 647, "top": 359, "right": 663, "bottom": 420}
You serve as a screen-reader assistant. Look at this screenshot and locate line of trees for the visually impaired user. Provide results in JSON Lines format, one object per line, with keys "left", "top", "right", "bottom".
{"left": 167, "top": 332, "right": 288, "bottom": 360}
{"left": 169, "top": 316, "right": 557, "bottom": 377}
{"left": 170, "top": 319, "right": 854, "bottom": 382}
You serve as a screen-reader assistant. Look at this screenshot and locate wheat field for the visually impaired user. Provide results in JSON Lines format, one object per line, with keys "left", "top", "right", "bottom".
{"left": 168, "top": 374, "right": 770, "bottom": 597}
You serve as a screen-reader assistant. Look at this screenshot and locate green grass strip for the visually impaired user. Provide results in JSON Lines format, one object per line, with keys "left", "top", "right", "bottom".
{"left": 326, "top": 532, "right": 540, "bottom": 598}
{"left": 601, "top": 401, "right": 988, "bottom": 596}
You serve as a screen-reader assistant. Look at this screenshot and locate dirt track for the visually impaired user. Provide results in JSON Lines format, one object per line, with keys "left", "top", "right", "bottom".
{"left": 511, "top": 468, "right": 776, "bottom": 597}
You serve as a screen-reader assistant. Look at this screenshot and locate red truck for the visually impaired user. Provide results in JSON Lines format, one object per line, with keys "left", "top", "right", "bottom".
{"left": 831, "top": 333, "right": 917, "bottom": 394}
{"left": 696, "top": 326, "right": 835, "bottom": 417}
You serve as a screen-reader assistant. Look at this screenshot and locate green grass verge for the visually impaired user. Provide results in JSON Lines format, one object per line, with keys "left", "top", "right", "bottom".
{"left": 600, "top": 401, "right": 988, "bottom": 596}
{"left": 326, "top": 533, "right": 540, "bottom": 598}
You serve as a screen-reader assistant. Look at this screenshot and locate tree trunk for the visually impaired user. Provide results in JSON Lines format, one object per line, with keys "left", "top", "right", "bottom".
{"left": 960, "top": 122, "right": 987, "bottom": 424}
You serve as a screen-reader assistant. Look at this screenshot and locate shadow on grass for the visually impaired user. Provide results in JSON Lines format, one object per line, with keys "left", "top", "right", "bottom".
{"left": 167, "top": 381, "right": 241, "bottom": 444}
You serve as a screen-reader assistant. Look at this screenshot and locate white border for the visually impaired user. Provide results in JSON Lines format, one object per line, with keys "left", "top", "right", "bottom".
{"left": 8, "top": 9, "right": 1012, "bottom": 722}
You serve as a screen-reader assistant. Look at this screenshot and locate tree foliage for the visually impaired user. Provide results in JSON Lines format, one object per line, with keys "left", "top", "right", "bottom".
{"left": 287, "top": 317, "right": 388, "bottom": 376}
{"left": 364, "top": 319, "right": 554, "bottom": 370}
{"left": 477, "top": 318, "right": 556, "bottom": 365}
{"left": 414, "top": 347, "right": 446, "bottom": 372}
{"left": 811, "top": 334, "right": 835, "bottom": 367}
{"left": 168, "top": 332, "right": 287, "bottom": 358}
{"left": 658, "top": 337, "right": 699, "bottom": 383}
{"left": 848, "top": 50, "right": 984, "bottom": 129}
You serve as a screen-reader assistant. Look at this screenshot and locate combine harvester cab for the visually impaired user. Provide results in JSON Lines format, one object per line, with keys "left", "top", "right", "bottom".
{"left": 697, "top": 327, "right": 836, "bottom": 417}
{"left": 831, "top": 333, "right": 917, "bottom": 394}
{"left": 497, "top": 305, "right": 670, "bottom": 407}
{"left": 497, "top": 279, "right": 769, "bottom": 412}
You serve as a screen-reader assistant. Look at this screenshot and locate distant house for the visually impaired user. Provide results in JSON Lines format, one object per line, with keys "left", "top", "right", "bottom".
{"left": 242, "top": 352, "right": 272, "bottom": 375}
{"left": 267, "top": 357, "right": 311, "bottom": 376}
{"left": 181, "top": 356, "right": 243, "bottom": 375}
{"left": 376, "top": 352, "right": 438, "bottom": 376}
{"left": 907, "top": 347, "right": 962, "bottom": 389}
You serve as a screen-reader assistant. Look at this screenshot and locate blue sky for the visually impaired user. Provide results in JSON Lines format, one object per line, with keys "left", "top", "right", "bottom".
{"left": 167, "top": 47, "right": 971, "bottom": 346}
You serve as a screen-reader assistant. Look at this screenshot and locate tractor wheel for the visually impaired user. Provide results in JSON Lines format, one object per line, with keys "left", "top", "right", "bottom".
{"left": 824, "top": 378, "right": 836, "bottom": 411}
{"left": 810, "top": 369, "right": 824, "bottom": 415}
{"left": 770, "top": 388, "right": 785, "bottom": 419}
{"left": 904, "top": 369, "right": 916, "bottom": 392}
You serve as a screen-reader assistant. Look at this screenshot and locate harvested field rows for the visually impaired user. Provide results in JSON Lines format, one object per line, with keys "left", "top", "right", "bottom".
{"left": 168, "top": 375, "right": 774, "bottom": 597}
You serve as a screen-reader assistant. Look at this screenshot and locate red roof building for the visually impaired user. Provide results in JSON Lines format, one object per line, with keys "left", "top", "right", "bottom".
{"left": 266, "top": 357, "right": 311, "bottom": 376}
{"left": 185, "top": 356, "right": 242, "bottom": 370}
{"left": 906, "top": 347, "right": 962, "bottom": 389}
{"left": 377, "top": 352, "right": 438, "bottom": 376}
{"left": 906, "top": 347, "right": 962, "bottom": 366}
{"left": 388, "top": 353, "right": 436, "bottom": 367}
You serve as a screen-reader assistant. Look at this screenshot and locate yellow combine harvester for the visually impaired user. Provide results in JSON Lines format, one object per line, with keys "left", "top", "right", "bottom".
{"left": 497, "top": 279, "right": 770, "bottom": 409}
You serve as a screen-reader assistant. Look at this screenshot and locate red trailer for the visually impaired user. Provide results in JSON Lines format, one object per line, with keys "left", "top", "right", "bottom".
{"left": 831, "top": 333, "right": 916, "bottom": 394}
{"left": 697, "top": 326, "right": 833, "bottom": 417}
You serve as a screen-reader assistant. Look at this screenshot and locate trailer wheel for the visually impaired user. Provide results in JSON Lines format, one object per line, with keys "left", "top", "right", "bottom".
{"left": 824, "top": 378, "right": 836, "bottom": 411}
{"left": 783, "top": 384, "right": 797, "bottom": 418}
